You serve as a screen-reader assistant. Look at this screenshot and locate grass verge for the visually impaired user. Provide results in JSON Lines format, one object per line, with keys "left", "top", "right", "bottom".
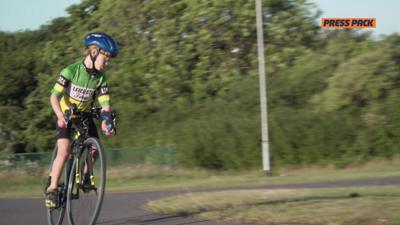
{"left": 147, "top": 186, "right": 400, "bottom": 225}
{"left": 0, "top": 158, "right": 400, "bottom": 198}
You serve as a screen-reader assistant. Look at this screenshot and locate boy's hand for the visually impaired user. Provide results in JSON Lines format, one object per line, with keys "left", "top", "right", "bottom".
{"left": 57, "top": 116, "right": 68, "bottom": 128}
{"left": 101, "top": 120, "right": 114, "bottom": 136}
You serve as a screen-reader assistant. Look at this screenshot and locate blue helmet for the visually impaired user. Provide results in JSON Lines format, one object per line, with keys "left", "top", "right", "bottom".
{"left": 84, "top": 32, "right": 118, "bottom": 57}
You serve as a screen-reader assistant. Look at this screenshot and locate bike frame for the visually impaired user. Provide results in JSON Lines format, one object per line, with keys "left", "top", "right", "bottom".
{"left": 47, "top": 105, "right": 115, "bottom": 225}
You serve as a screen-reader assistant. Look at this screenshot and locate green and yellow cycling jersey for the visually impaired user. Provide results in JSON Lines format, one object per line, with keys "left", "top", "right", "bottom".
{"left": 51, "top": 60, "right": 111, "bottom": 112}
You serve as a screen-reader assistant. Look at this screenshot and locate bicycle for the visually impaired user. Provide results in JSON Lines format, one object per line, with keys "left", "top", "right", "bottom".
{"left": 45, "top": 104, "right": 116, "bottom": 225}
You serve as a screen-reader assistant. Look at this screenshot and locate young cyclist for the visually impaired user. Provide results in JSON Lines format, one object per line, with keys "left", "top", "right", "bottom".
{"left": 45, "top": 32, "right": 118, "bottom": 208}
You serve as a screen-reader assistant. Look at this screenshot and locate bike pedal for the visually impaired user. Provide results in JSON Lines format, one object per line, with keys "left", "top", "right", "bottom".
{"left": 71, "top": 193, "right": 79, "bottom": 199}
{"left": 82, "top": 185, "right": 97, "bottom": 193}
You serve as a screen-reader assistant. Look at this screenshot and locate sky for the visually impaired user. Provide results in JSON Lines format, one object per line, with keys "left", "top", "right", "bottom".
{"left": 0, "top": 0, "right": 399, "bottom": 36}
{"left": 0, "top": 0, "right": 81, "bottom": 32}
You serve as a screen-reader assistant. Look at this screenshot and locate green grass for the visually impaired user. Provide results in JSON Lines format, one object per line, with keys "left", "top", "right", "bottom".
{"left": 147, "top": 186, "right": 400, "bottom": 225}
{"left": 0, "top": 158, "right": 400, "bottom": 198}
{"left": 105, "top": 159, "right": 400, "bottom": 193}
{"left": 0, "top": 169, "right": 46, "bottom": 198}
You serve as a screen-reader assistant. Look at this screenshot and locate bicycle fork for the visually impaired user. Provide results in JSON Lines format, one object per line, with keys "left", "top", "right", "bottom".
{"left": 74, "top": 150, "right": 96, "bottom": 193}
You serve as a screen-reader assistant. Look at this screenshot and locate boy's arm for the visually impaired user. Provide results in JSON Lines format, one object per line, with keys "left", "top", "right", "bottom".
{"left": 96, "top": 75, "right": 113, "bottom": 136}
{"left": 50, "top": 94, "right": 64, "bottom": 119}
{"left": 97, "top": 86, "right": 112, "bottom": 135}
{"left": 101, "top": 105, "right": 112, "bottom": 113}
{"left": 50, "top": 94, "right": 67, "bottom": 128}
{"left": 50, "top": 71, "right": 71, "bottom": 128}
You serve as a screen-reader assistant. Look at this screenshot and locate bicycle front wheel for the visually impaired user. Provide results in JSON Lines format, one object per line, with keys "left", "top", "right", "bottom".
{"left": 66, "top": 137, "right": 106, "bottom": 225}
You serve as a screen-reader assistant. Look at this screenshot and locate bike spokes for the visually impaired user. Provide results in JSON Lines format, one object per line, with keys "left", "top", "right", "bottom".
{"left": 67, "top": 138, "right": 105, "bottom": 225}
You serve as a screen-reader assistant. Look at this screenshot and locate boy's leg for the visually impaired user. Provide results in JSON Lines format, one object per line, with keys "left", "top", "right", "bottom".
{"left": 49, "top": 138, "right": 71, "bottom": 190}
{"left": 87, "top": 117, "right": 99, "bottom": 169}
{"left": 82, "top": 118, "right": 99, "bottom": 188}
{"left": 46, "top": 138, "right": 70, "bottom": 208}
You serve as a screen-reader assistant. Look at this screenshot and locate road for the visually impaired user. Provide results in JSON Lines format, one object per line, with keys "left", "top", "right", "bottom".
{"left": 1, "top": 176, "right": 400, "bottom": 225}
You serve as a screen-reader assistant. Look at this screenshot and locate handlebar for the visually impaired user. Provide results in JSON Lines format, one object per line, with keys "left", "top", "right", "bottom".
{"left": 64, "top": 104, "right": 117, "bottom": 136}
{"left": 64, "top": 103, "right": 77, "bottom": 122}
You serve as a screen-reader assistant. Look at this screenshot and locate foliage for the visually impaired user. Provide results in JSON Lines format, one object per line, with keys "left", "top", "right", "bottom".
{"left": 0, "top": 0, "right": 399, "bottom": 169}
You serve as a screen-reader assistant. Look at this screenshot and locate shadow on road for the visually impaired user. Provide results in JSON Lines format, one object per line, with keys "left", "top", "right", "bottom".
{"left": 98, "top": 213, "right": 210, "bottom": 225}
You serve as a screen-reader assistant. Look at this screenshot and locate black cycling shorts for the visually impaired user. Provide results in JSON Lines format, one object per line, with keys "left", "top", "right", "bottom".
{"left": 56, "top": 117, "right": 99, "bottom": 139}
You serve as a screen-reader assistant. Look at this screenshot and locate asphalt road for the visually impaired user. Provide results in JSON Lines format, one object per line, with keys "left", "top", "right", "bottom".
{"left": 1, "top": 176, "right": 400, "bottom": 225}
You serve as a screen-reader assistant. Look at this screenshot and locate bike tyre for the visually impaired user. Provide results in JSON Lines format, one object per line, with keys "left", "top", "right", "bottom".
{"left": 66, "top": 137, "right": 106, "bottom": 225}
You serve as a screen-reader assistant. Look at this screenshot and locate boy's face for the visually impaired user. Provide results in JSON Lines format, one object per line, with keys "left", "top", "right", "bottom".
{"left": 93, "top": 49, "right": 111, "bottom": 71}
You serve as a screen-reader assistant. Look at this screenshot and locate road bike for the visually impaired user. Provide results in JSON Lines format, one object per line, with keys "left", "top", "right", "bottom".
{"left": 45, "top": 105, "right": 116, "bottom": 225}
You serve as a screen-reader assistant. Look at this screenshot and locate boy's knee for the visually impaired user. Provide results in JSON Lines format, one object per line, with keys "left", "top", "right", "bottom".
{"left": 57, "top": 139, "right": 71, "bottom": 158}
{"left": 57, "top": 149, "right": 71, "bottom": 159}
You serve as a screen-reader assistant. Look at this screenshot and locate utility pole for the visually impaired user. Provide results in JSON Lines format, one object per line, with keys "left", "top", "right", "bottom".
{"left": 255, "top": 0, "right": 270, "bottom": 174}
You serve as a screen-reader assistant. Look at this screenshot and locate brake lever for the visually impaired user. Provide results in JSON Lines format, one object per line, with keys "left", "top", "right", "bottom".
{"left": 111, "top": 111, "right": 117, "bottom": 136}
{"left": 113, "top": 117, "right": 117, "bottom": 136}
{"left": 64, "top": 104, "right": 77, "bottom": 123}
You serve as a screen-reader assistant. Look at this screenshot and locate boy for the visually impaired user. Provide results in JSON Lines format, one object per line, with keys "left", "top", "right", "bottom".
{"left": 46, "top": 32, "right": 118, "bottom": 208}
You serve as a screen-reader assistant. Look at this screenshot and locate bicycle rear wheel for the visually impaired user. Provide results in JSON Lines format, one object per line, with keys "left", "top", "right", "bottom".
{"left": 46, "top": 145, "right": 69, "bottom": 225}
{"left": 67, "top": 137, "right": 106, "bottom": 225}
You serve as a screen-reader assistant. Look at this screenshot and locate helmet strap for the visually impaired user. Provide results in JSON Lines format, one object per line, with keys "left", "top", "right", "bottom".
{"left": 87, "top": 49, "right": 100, "bottom": 75}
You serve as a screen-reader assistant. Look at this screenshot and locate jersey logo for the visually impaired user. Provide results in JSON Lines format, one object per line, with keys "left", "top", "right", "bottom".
{"left": 100, "top": 86, "right": 109, "bottom": 95}
{"left": 57, "top": 75, "right": 69, "bottom": 87}
{"left": 67, "top": 84, "right": 95, "bottom": 102}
